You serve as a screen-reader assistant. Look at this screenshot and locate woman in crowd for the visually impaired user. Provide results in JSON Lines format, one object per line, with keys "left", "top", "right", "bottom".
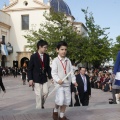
{"left": 102, "top": 73, "right": 110, "bottom": 91}
{"left": 22, "top": 68, "right": 27, "bottom": 85}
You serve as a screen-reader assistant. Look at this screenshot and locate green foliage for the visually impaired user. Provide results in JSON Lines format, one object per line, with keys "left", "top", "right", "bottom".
{"left": 24, "top": 9, "right": 111, "bottom": 68}
{"left": 111, "top": 35, "right": 120, "bottom": 62}
{"left": 81, "top": 8, "right": 112, "bottom": 68}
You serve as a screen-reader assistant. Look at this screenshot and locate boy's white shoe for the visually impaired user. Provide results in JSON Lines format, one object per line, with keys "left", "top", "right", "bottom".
{"left": 116, "top": 99, "right": 120, "bottom": 104}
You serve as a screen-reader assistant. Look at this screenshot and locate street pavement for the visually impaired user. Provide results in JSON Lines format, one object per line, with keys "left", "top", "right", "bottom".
{"left": 0, "top": 76, "right": 120, "bottom": 120}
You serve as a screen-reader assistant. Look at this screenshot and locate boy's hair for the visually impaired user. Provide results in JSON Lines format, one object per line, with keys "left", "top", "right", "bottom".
{"left": 37, "top": 39, "right": 48, "bottom": 49}
{"left": 56, "top": 41, "right": 68, "bottom": 50}
{"left": 74, "top": 70, "right": 78, "bottom": 74}
{"left": 79, "top": 67, "right": 86, "bottom": 70}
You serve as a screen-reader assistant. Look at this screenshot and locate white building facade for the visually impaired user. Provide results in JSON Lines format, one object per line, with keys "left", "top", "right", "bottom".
{"left": 0, "top": 0, "right": 87, "bottom": 68}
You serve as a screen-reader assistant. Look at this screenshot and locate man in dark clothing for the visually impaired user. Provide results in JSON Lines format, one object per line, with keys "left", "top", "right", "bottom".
{"left": 13, "top": 67, "right": 18, "bottom": 78}
{"left": 0, "top": 67, "right": 6, "bottom": 93}
{"left": 74, "top": 67, "right": 91, "bottom": 106}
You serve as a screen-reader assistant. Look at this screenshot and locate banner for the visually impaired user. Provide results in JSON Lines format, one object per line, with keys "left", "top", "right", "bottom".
{"left": 1, "top": 44, "right": 8, "bottom": 56}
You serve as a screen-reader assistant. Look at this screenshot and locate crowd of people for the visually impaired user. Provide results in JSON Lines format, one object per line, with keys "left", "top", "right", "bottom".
{"left": 88, "top": 68, "right": 113, "bottom": 92}
{"left": 0, "top": 66, "right": 28, "bottom": 90}
{"left": 72, "top": 66, "right": 113, "bottom": 92}
{"left": 1, "top": 66, "right": 22, "bottom": 77}
{"left": 82, "top": 67, "right": 120, "bottom": 105}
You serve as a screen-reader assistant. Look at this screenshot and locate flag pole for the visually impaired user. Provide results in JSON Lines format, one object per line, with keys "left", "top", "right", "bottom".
{"left": 48, "top": 71, "right": 72, "bottom": 97}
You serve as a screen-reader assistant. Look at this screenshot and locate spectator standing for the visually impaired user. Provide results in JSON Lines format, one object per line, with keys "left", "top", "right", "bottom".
{"left": 0, "top": 67, "right": 6, "bottom": 93}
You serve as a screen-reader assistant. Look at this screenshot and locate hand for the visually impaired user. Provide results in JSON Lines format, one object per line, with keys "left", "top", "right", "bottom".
{"left": 50, "top": 79, "right": 54, "bottom": 84}
{"left": 57, "top": 80, "right": 63, "bottom": 85}
{"left": 74, "top": 82, "right": 78, "bottom": 87}
{"left": 76, "top": 92, "right": 79, "bottom": 95}
{"left": 29, "top": 80, "right": 34, "bottom": 86}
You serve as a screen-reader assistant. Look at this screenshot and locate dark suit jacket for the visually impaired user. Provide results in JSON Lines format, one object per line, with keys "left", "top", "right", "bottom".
{"left": 14, "top": 68, "right": 18, "bottom": 75}
{"left": 27, "top": 52, "right": 52, "bottom": 84}
{"left": 75, "top": 74, "right": 91, "bottom": 99}
{"left": 0, "top": 67, "right": 3, "bottom": 77}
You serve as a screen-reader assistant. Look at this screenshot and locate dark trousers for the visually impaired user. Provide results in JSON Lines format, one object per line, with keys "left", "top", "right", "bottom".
{"left": 69, "top": 93, "right": 73, "bottom": 106}
{"left": 69, "top": 83, "right": 74, "bottom": 107}
{"left": 74, "top": 92, "right": 89, "bottom": 106}
{"left": 14, "top": 74, "right": 17, "bottom": 77}
{"left": 0, "top": 76, "right": 5, "bottom": 91}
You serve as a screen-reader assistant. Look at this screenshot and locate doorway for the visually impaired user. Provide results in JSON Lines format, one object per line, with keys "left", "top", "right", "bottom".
{"left": 20, "top": 57, "right": 29, "bottom": 68}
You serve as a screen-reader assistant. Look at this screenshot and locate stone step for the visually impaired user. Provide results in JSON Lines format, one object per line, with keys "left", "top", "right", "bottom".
{"left": 0, "top": 104, "right": 119, "bottom": 116}
{"left": 0, "top": 104, "right": 120, "bottom": 120}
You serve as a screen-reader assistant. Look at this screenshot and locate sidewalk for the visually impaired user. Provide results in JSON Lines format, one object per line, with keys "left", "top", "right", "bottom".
{"left": 0, "top": 76, "right": 120, "bottom": 120}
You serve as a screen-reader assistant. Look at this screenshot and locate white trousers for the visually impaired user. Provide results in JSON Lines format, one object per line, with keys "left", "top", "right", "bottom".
{"left": 55, "top": 86, "right": 71, "bottom": 106}
{"left": 34, "top": 82, "right": 48, "bottom": 109}
{"left": 115, "top": 72, "right": 120, "bottom": 80}
{"left": 115, "top": 93, "right": 120, "bottom": 104}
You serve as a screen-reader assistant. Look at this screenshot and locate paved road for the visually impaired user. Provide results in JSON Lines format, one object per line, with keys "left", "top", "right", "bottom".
{"left": 0, "top": 76, "right": 120, "bottom": 120}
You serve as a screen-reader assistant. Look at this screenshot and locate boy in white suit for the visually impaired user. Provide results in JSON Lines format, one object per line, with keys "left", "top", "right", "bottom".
{"left": 52, "top": 41, "right": 78, "bottom": 120}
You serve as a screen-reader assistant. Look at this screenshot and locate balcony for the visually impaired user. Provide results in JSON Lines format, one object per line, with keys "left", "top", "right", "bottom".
{"left": 0, "top": 43, "right": 13, "bottom": 54}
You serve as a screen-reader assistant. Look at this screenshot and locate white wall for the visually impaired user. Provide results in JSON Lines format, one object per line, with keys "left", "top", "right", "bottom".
{"left": 74, "top": 24, "right": 87, "bottom": 36}
{"left": 81, "top": 25, "right": 87, "bottom": 36}
{"left": 0, "top": 10, "right": 11, "bottom": 66}
{"left": 67, "top": 16, "right": 74, "bottom": 22}
{"left": 0, "top": 10, "right": 10, "bottom": 26}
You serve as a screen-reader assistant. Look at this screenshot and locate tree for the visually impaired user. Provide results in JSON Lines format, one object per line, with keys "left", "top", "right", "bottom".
{"left": 81, "top": 8, "right": 112, "bottom": 68}
{"left": 24, "top": 10, "right": 86, "bottom": 61}
{"left": 111, "top": 35, "right": 120, "bottom": 62}
{"left": 24, "top": 9, "right": 111, "bottom": 68}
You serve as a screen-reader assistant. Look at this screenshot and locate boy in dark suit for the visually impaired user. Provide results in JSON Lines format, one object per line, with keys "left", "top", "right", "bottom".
{"left": 74, "top": 67, "right": 91, "bottom": 106}
{"left": 28, "top": 40, "right": 52, "bottom": 109}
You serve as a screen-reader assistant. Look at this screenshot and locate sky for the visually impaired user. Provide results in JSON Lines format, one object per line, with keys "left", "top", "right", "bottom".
{"left": 0, "top": 0, "right": 120, "bottom": 43}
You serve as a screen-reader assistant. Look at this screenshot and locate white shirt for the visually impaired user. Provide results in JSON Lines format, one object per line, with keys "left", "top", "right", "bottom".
{"left": 51, "top": 55, "right": 76, "bottom": 86}
{"left": 80, "top": 74, "right": 87, "bottom": 92}
{"left": 39, "top": 53, "right": 43, "bottom": 61}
